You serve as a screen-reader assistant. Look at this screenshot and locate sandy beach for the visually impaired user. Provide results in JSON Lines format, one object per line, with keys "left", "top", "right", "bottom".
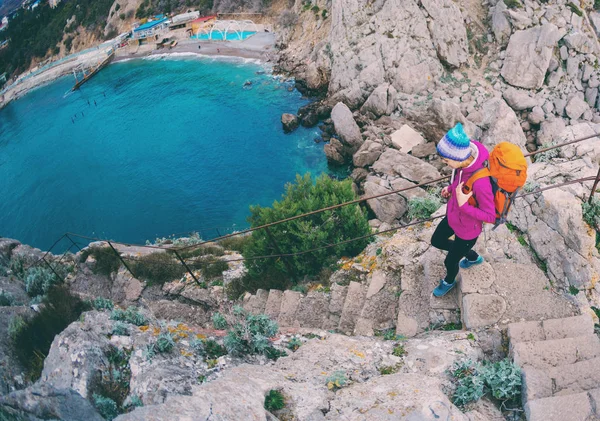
{"left": 0, "top": 32, "right": 276, "bottom": 109}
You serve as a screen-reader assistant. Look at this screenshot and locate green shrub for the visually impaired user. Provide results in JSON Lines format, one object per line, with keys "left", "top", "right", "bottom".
{"left": 93, "top": 394, "right": 119, "bottom": 420}
{"left": 212, "top": 312, "right": 228, "bottom": 330}
{"left": 567, "top": 2, "right": 583, "bottom": 16}
{"left": 201, "top": 260, "right": 229, "bottom": 279}
{"left": 264, "top": 389, "right": 285, "bottom": 411}
{"left": 583, "top": 197, "right": 600, "bottom": 229}
{"left": 291, "top": 284, "right": 308, "bottom": 294}
{"left": 596, "top": 0, "right": 600, "bottom": 10}
{"left": 24, "top": 266, "right": 59, "bottom": 297}
{"left": 392, "top": 344, "right": 406, "bottom": 357}
{"left": 325, "top": 371, "right": 348, "bottom": 391}
{"left": 154, "top": 332, "right": 175, "bottom": 353}
{"left": 218, "top": 234, "right": 251, "bottom": 253}
{"left": 92, "top": 297, "right": 114, "bottom": 311}
{"left": 124, "top": 395, "right": 143, "bottom": 409}
{"left": 110, "top": 307, "right": 147, "bottom": 326}
{"left": 8, "top": 316, "right": 26, "bottom": 340}
{"left": 450, "top": 359, "right": 522, "bottom": 407}
{"left": 129, "top": 252, "right": 186, "bottom": 286}
{"left": 287, "top": 337, "right": 302, "bottom": 351}
{"left": 80, "top": 246, "right": 122, "bottom": 277}
{"left": 190, "top": 338, "right": 205, "bottom": 356}
{"left": 111, "top": 322, "right": 130, "bottom": 336}
{"left": 534, "top": 142, "right": 560, "bottom": 163}
{"left": 204, "top": 339, "right": 227, "bottom": 359}
{"left": 523, "top": 180, "right": 540, "bottom": 193}
{"left": 91, "top": 346, "right": 131, "bottom": 417}
{"left": 12, "top": 286, "right": 90, "bottom": 380}
{"left": 223, "top": 308, "right": 279, "bottom": 356}
{"left": 264, "top": 346, "right": 287, "bottom": 360}
{"left": 242, "top": 174, "right": 371, "bottom": 290}
{"left": 0, "top": 290, "right": 15, "bottom": 306}
{"left": 503, "top": 0, "right": 521, "bottom": 8}
{"left": 178, "top": 244, "right": 224, "bottom": 259}
{"left": 407, "top": 193, "right": 442, "bottom": 221}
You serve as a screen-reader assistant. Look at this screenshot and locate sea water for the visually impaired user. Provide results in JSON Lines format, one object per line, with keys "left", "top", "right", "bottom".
{"left": 0, "top": 55, "right": 329, "bottom": 251}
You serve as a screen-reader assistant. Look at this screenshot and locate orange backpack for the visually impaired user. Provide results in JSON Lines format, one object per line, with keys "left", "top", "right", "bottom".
{"left": 463, "top": 142, "right": 528, "bottom": 229}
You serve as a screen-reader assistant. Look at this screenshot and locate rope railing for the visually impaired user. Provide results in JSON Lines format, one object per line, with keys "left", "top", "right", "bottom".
{"left": 23, "top": 130, "right": 600, "bottom": 284}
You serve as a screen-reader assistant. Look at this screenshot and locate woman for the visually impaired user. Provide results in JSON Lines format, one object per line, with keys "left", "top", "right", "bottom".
{"left": 431, "top": 123, "right": 496, "bottom": 297}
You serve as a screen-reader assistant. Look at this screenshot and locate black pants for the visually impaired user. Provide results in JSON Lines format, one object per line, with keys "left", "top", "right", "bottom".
{"left": 431, "top": 217, "right": 480, "bottom": 284}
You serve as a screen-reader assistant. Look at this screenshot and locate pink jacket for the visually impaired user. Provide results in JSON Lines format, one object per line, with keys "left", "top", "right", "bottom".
{"left": 446, "top": 141, "right": 496, "bottom": 240}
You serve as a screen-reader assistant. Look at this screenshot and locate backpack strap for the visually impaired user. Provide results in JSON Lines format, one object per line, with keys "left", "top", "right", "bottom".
{"left": 463, "top": 168, "right": 491, "bottom": 193}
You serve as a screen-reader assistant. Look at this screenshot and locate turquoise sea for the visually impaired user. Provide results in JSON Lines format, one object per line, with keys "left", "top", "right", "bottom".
{"left": 0, "top": 55, "right": 329, "bottom": 251}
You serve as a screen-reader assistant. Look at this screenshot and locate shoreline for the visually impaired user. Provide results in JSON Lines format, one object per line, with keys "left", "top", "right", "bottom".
{"left": 0, "top": 33, "right": 276, "bottom": 109}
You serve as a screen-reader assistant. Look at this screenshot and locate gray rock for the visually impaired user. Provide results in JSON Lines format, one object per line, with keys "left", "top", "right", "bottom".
{"left": 506, "top": 9, "right": 533, "bottom": 30}
{"left": 591, "top": 11, "right": 600, "bottom": 36}
{"left": 281, "top": 113, "right": 299, "bottom": 133}
{"left": 528, "top": 106, "right": 545, "bottom": 125}
{"left": 421, "top": 0, "right": 468, "bottom": 68}
{"left": 404, "top": 99, "right": 479, "bottom": 142}
{"left": 537, "top": 118, "right": 566, "bottom": 146}
{"left": 324, "top": 138, "right": 347, "bottom": 165}
{"left": 264, "top": 289, "right": 283, "bottom": 320}
{"left": 548, "top": 56, "right": 559, "bottom": 73}
{"left": 331, "top": 102, "right": 363, "bottom": 150}
{"left": 411, "top": 142, "right": 437, "bottom": 158}
{"left": 462, "top": 294, "right": 507, "bottom": 329}
{"left": 560, "top": 45, "right": 568, "bottom": 61}
{"left": 0, "top": 383, "right": 104, "bottom": 421}
{"left": 546, "top": 68, "right": 564, "bottom": 88}
{"left": 554, "top": 98, "right": 567, "bottom": 116}
{"left": 503, "top": 87, "right": 539, "bottom": 111}
{"left": 338, "top": 281, "right": 367, "bottom": 334}
{"left": 491, "top": 1, "right": 512, "bottom": 46}
{"left": 582, "top": 63, "right": 594, "bottom": 82}
{"left": 363, "top": 178, "right": 407, "bottom": 223}
{"left": 542, "top": 101, "right": 554, "bottom": 115}
{"left": 390, "top": 125, "right": 425, "bottom": 154}
{"left": 353, "top": 140, "right": 383, "bottom": 168}
{"left": 501, "top": 24, "right": 560, "bottom": 89}
{"left": 480, "top": 98, "right": 527, "bottom": 149}
{"left": 371, "top": 148, "right": 441, "bottom": 183}
{"left": 564, "top": 31, "right": 597, "bottom": 54}
{"left": 567, "top": 56, "right": 581, "bottom": 79}
{"left": 586, "top": 87, "right": 599, "bottom": 108}
{"left": 360, "top": 83, "right": 398, "bottom": 118}
{"left": 565, "top": 95, "right": 590, "bottom": 120}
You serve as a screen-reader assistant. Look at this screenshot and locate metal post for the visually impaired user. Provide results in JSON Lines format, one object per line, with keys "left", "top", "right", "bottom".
{"left": 589, "top": 166, "right": 600, "bottom": 204}
{"left": 107, "top": 241, "right": 136, "bottom": 278}
{"left": 264, "top": 227, "right": 297, "bottom": 281}
{"left": 42, "top": 256, "right": 64, "bottom": 283}
{"left": 173, "top": 250, "right": 201, "bottom": 286}
{"left": 65, "top": 233, "right": 83, "bottom": 252}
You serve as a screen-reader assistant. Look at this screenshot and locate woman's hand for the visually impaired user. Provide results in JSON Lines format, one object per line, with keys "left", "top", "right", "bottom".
{"left": 441, "top": 186, "right": 451, "bottom": 199}
{"left": 455, "top": 182, "right": 473, "bottom": 207}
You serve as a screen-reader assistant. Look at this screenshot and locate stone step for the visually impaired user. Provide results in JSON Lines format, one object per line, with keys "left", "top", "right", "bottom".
{"left": 524, "top": 390, "right": 600, "bottom": 421}
{"left": 277, "top": 290, "right": 303, "bottom": 327}
{"left": 522, "top": 357, "right": 600, "bottom": 404}
{"left": 508, "top": 314, "right": 594, "bottom": 344}
{"left": 338, "top": 281, "right": 367, "bottom": 335}
{"left": 458, "top": 261, "right": 496, "bottom": 294}
{"left": 242, "top": 289, "right": 269, "bottom": 315}
{"left": 512, "top": 334, "right": 600, "bottom": 370}
{"left": 264, "top": 289, "right": 283, "bottom": 321}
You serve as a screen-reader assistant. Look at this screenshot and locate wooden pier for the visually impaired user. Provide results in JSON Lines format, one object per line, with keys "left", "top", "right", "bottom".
{"left": 71, "top": 49, "right": 115, "bottom": 92}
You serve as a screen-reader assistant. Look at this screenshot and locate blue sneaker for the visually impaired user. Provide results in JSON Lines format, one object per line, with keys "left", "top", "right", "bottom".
{"left": 459, "top": 255, "right": 484, "bottom": 269}
{"left": 433, "top": 279, "right": 456, "bottom": 297}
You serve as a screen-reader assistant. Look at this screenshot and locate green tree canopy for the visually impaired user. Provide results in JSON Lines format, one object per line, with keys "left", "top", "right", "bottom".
{"left": 242, "top": 173, "right": 371, "bottom": 287}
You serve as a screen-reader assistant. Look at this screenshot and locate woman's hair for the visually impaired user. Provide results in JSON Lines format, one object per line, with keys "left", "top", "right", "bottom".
{"left": 458, "top": 155, "right": 475, "bottom": 168}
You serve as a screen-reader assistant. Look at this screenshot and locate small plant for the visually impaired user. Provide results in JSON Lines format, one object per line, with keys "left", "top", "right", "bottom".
{"left": 287, "top": 337, "right": 302, "bottom": 351}
{"left": 212, "top": 312, "right": 228, "bottom": 330}
{"left": 503, "top": 0, "right": 521, "bottom": 8}
{"left": 24, "top": 266, "right": 59, "bottom": 297}
{"left": 523, "top": 180, "right": 540, "bottom": 193}
{"left": 264, "top": 389, "right": 285, "bottom": 411}
{"left": 582, "top": 197, "right": 600, "bottom": 229}
{"left": 154, "top": 332, "right": 175, "bottom": 353}
{"left": 467, "top": 333, "right": 476, "bottom": 341}
{"left": 190, "top": 338, "right": 205, "bottom": 356}
{"left": 130, "top": 252, "right": 186, "bottom": 286}
{"left": 93, "top": 394, "right": 119, "bottom": 420}
{"left": 567, "top": 2, "right": 583, "bottom": 16}
{"left": 111, "top": 322, "right": 130, "bottom": 336}
{"left": 534, "top": 142, "right": 560, "bottom": 163}
{"left": 124, "top": 395, "right": 143, "bottom": 409}
{"left": 80, "top": 246, "right": 122, "bottom": 277}
{"left": 92, "top": 297, "right": 114, "bottom": 311}
{"left": 265, "top": 346, "right": 287, "bottom": 360}
{"left": 110, "top": 307, "right": 147, "bottom": 326}
{"left": 0, "top": 290, "right": 15, "bottom": 306}
{"left": 8, "top": 315, "right": 26, "bottom": 340}
{"left": 517, "top": 234, "right": 527, "bottom": 247}
{"left": 378, "top": 365, "right": 400, "bottom": 375}
{"left": 392, "top": 344, "right": 406, "bottom": 357}
{"left": 210, "top": 280, "right": 224, "bottom": 287}
{"left": 569, "top": 285, "right": 580, "bottom": 295}
{"left": 325, "top": 371, "right": 348, "bottom": 391}
{"left": 204, "top": 339, "right": 227, "bottom": 359}
{"left": 223, "top": 308, "right": 279, "bottom": 356}
{"left": 291, "top": 284, "right": 308, "bottom": 294}
{"left": 202, "top": 260, "right": 229, "bottom": 279}
{"left": 407, "top": 193, "right": 442, "bottom": 221}
{"left": 206, "top": 358, "right": 218, "bottom": 369}
{"left": 311, "top": 4, "right": 320, "bottom": 13}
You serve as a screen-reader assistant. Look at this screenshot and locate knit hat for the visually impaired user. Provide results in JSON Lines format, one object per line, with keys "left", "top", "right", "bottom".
{"left": 437, "top": 123, "right": 472, "bottom": 162}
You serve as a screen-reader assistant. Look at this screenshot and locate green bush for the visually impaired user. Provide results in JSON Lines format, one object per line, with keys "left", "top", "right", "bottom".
{"left": 596, "top": 0, "right": 600, "bottom": 10}
{"left": 583, "top": 197, "right": 600, "bottom": 229}
{"left": 202, "top": 260, "right": 229, "bottom": 279}
{"left": 264, "top": 346, "right": 287, "bottom": 360}
{"left": 534, "top": 142, "right": 560, "bottom": 163}
{"left": 150, "top": 332, "right": 175, "bottom": 354}
{"left": 204, "top": 339, "right": 227, "bottom": 359}
{"left": 80, "top": 246, "right": 122, "bottom": 277}
{"left": 287, "top": 337, "right": 302, "bottom": 351}
{"left": 110, "top": 307, "right": 147, "bottom": 326}
{"left": 223, "top": 307, "right": 279, "bottom": 356}
{"left": 93, "top": 394, "right": 119, "bottom": 420}
{"left": 242, "top": 174, "right": 371, "bottom": 290}
{"left": 264, "top": 389, "right": 285, "bottom": 411}
{"left": 218, "top": 234, "right": 252, "bottom": 252}
{"left": 24, "top": 266, "right": 59, "bottom": 297}
{"left": 407, "top": 193, "right": 442, "bottom": 221}
{"left": 124, "top": 395, "right": 143, "bottom": 409}
{"left": 392, "top": 344, "right": 406, "bottom": 357}
{"left": 8, "top": 316, "right": 26, "bottom": 341}
{"left": 111, "top": 322, "right": 130, "bottom": 336}
{"left": 503, "top": 0, "right": 521, "bottom": 8}
{"left": 190, "top": 338, "right": 205, "bottom": 356}
{"left": 212, "top": 312, "right": 228, "bottom": 330}
{"left": 129, "top": 252, "right": 186, "bottom": 286}
{"left": 12, "top": 286, "right": 90, "bottom": 380}
{"left": 91, "top": 346, "right": 131, "bottom": 417}
{"left": 449, "top": 359, "right": 522, "bottom": 407}
{"left": 325, "top": 371, "right": 348, "bottom": 391}
{"left": 178, "top": 244, "right": 224, "bottom": 259}
{"left": 0, "top": 290, "right": 15, "bottom": 306}
{"left": 92, "top": 297, "right": 114, "bottom": 311}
